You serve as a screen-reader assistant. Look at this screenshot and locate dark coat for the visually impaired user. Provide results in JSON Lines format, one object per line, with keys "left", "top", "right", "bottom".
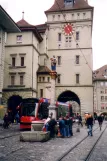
{"left": 98, "top": 116, "right": 103, "bottom": 123}
{"left": 86, "top": 117, "right": 93, "bottom": 126}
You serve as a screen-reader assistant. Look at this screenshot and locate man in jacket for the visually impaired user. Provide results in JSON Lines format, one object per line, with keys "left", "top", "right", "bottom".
{"left": 86, "top": 114, "right": 93, "bottom": 136}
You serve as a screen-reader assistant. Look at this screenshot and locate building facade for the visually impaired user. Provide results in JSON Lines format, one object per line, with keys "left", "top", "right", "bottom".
{"left": 44, "top": 0, "right": 94, "bottom": 115}
{"left": 0, "top": 5, "right": 20, "bottom": 104}
{"left": 3, "top": 19, "right": 43, "bottom": 102}
{"left": 2, "top": 0, "right": 94, "bottom": 115}
{"left": 93, "top": 65, "right": 107, "bottom": 114}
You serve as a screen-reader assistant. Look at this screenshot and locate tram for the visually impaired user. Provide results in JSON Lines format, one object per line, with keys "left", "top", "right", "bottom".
{"left": 19, "top": 98, "right": 72, "bottom": 130}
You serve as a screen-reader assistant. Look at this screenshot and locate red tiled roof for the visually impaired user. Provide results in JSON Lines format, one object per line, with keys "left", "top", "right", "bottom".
{"left": 93, "top": 65, "right": 107, "bottom": 81}
{"left": 16, "top": 19, "right": 43, "bottom": 42}
{"left": 37, "top": 66, "right": 51, "bottom": 74}
{"left": 45, "top": 0, "right": 93, "bottom": 13}
{"left": 17, "top": 19, "right": 33, "bottom": 27}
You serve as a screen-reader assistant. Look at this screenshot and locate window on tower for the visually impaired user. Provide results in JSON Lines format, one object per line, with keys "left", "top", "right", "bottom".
{"left": 65, "top": 36, "right": 72, "bottom": 48}
{"left": 58, "top": 33, "right": 61, "bottom": 41}
{"left": 57, "top": 74, "right": 61, "bottom": 83}
{"left": 40, "top": 89, "right": 43, "bottom": 97}
{"left": 76, "top": 74, "right": 80, "bottom": 84}
{"left": 76, "top": 31, "right": 80, "bottom": 40}
{"left": 76, "top": 55, "right": 80, "bottom": 64}
{"left": 57, "top": 56, "right": 61, "bottom": 65}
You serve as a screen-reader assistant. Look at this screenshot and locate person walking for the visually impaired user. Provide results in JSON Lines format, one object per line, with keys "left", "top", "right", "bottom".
{"left": 77, "top": 114, "right": 83, "bottom": 127}
{"left": 97, "top": 115, "right": 103, "bottom": 130}
{"left": 65, "top": 115, "right": 70, "bottom": 137}
{"left": 86, "top": 114, "right": 93, "bottom": 136}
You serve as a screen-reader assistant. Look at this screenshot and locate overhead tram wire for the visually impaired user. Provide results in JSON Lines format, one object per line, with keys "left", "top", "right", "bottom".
{"left": 55, "top": 0, "right": 93, "bottom": 72}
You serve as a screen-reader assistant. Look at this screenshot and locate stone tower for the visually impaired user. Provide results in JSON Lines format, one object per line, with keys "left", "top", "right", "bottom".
{"left": 45, "top": 0, "right": 94, "bottom": 115}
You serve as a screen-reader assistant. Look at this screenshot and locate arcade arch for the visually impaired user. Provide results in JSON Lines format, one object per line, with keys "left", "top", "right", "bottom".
{"left": 57, "top": 90, "right": 81, "bottom": 114}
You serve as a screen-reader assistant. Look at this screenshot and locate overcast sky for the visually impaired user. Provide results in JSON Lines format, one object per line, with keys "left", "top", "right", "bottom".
{"left": 0, "top": 0, "right": 106, "bottom": 70}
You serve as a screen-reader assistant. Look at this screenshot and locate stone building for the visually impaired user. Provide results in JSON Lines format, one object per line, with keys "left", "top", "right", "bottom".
{"left": 44, "top": 0, "right": 94, "bottom": 115}
{"left": 93, "top": 65, "right": 107, "bottom": 114}
{"left": 0, "top": 5, "right": 20, "bottom": 104}
{"left": 2, "top": 0, "right": 94, "bottom": 115}
{"left": 3, "top": 19, "right": 43, "bottom": 101}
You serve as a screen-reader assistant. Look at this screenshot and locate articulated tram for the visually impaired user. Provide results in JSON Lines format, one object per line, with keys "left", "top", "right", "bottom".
{"left": 19, "top": 98, "right": 72, "bottom": 130}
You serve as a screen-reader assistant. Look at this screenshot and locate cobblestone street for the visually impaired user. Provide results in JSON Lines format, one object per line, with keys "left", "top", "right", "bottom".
{"left": 0, "top": 122, "right": 107, "bottom": 161}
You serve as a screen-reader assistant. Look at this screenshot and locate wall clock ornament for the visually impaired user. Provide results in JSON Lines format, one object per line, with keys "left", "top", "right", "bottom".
{"left": 62, "top": 23, "right": 75, "bottom": 36}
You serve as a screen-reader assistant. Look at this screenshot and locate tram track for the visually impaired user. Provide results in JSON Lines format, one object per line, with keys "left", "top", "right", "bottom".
{"left": 84, "top": 125, "right": 107, "bottom": 161}
{"left": 56, "top": 126, "right": 103, "bottom": 161}
{"left": 0, "top": 132, "right": 19, "bottom": 140}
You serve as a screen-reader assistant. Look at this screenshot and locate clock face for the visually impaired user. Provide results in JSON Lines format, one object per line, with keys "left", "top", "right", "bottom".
{"left": 62, "top": 23, "right": 75, "bottom": 36}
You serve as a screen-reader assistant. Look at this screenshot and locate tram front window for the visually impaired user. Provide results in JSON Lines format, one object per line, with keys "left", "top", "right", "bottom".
{"left": 38, "top": 102, "right": 49, "bottom": 119}
{"left": 21, "top": 103, "right": 36, "bottom": 116}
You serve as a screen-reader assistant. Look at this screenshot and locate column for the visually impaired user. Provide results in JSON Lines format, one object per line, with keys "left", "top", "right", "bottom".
{"left": 48, "top": 71, "right": 57, "bottom": 119}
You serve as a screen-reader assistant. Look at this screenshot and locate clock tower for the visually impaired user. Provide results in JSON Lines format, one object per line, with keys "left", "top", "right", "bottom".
{"left": 45, "top": 0, "right": 94, "bottom": 116}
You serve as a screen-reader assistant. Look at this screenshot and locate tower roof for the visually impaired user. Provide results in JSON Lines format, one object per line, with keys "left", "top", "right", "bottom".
{"left": 17, "top": 19, "right": 33, "bottom": 27}
{"left": 16, "top": 19, "right": 43, "bottom": 42}
{"left": 45, "top": 0, "right": 93, "bottom": 13}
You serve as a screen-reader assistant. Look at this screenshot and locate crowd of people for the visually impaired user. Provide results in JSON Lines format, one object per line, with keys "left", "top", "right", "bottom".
{"left": 43, "top": 113, "right": 105, "bottom": 138}
{"left": 3, "top": 110, "right": 105, "bottom": 139}
{"left": 43, "top": 114, "right": 79, "bottom": 138}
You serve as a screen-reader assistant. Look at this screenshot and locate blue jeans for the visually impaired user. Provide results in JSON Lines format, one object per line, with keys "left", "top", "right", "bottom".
{"left": 60, "top": 127, "right": 66, "bottom": 137}
{"left": 88, "top": 125, "right": 93, "bottom": 136}
{"left": 65, "top": 125, "right": 70, "bottom": 137}
{"left": 45, "top": 123, "right": 49, "bottom": 131}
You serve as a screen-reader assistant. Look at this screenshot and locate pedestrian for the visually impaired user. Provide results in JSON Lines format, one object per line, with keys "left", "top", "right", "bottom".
{"left": 59, "top": 116, "right": 66, "bottom": 138}
{"left": 97, "top": 115, "right": 103, "bottom": 130}
{"left": 48, "top": 118, "right": 57, "bottom": 138}
{"left": 43, "top": 115, "right": 51, "bottom": 132}
{"left": 76, "top": 114, "right": 83, "bottom": 127}
{"left": 69, "top": 116, "right": 73, "bottom": 136}
{"left": 3, "top": 113, "right": 9, "bottom": 128}
{"left": 86, "top": 114, "right": 93, "bottom": 136}
{"left": 15, "top": 112, "right": 19, "bottom": 124}
{"left": 65, "top": 115, "right": 70, "bottom": 137}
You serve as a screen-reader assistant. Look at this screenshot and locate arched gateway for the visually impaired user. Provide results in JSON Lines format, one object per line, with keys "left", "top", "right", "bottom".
{"left": 7, "top": 95, "right": 22, "bottom": 121}
{"left": 57, "top": 90, "right": 81, "bottom": 114}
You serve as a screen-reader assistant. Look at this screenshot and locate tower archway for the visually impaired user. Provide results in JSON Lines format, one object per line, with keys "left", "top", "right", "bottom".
{"left": 57, "top": 90, "right": 81, "bottom": 114}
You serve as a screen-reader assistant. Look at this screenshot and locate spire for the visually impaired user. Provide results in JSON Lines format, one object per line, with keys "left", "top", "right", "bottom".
{"left": 22, "top": 11, "right": 24, "bottom": 19}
